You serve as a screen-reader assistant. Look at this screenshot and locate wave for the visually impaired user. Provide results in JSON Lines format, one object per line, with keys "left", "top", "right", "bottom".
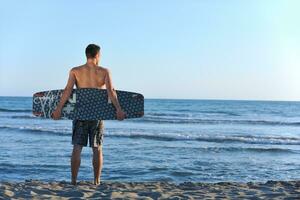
{"left": 233, "top": 147, "right": 295, "bottom": 153}
{"left": 1, "top": 127, "right": 298, "bottom": 154}
{"left": 171, "top": 146, "right": 296, "bottom": 153}
{"left": 134, "top": 116, "right": 300, "bottom": 126}
{"left": 10, "top": 115, "right": 38, "bottom": 119}
{"left": 194, "top": 135, "right": 300, "bottom": 145}
{"left": 175, "top": 110, "right": 240, "bottom": 116}
{"left": 1, "top": 125, "right": 300, "bottom": 146}
{"left": 0, "top": 125, "right": 70, "bottom": 136}
{"left": 160, "top": 144, "right": 298, "bottom": 153}
{"left": 0, "top": 108, "right": 32, "bottom": 113}
{"left": 147, "top": 110, "right": 240, "bottom": 117}
{"left": 108, "top": 133, "right": 300, "bottom": 145}
{"left": 2, "top": 111, "right": 299, "bottom": 127}
{"left": 200, "top": 110, "right": 240, "bottom": 116}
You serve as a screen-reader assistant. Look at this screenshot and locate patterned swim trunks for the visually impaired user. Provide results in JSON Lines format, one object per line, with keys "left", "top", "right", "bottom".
{"left": 72, "top": 120, "right": 104, "bottom": 147}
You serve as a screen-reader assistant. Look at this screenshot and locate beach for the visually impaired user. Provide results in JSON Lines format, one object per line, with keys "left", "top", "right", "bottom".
{"left": 2, "top": 0, "right": 300, "bottom": 198}
{"left": 1, "top": 97, "right": 300, "bottom": 199}
{"left": 1, "top": 180, "right": 300, "bottom": 199}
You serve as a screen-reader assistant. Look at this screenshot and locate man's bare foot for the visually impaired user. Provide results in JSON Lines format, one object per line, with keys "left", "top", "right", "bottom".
{"left": 71, "top": 180, "right": 77, "bottom": 185}
{"left": 94, "top": 179, "right": 100, "bottom": 185}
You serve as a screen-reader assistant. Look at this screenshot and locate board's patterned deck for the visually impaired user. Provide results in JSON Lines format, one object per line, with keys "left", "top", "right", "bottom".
{"left": 32, "top": 88, "right": 144, "bottom": 120}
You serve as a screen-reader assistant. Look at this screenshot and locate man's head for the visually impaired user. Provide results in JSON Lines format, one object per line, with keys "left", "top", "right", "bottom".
{"left": 85, "top": 44, "right": 101, "bottom": 64}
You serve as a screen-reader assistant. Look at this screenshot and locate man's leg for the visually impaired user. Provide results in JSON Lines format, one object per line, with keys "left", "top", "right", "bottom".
{"left": 71, "top": 144, "right": 83, "bottom": 185}
{"left": 92, "top": 146, "right": 103, "bottom": 185}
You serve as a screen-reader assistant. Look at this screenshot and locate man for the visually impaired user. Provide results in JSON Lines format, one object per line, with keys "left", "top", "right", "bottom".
{"left": 51, "top": 44, "right": 126, "bottom": 185}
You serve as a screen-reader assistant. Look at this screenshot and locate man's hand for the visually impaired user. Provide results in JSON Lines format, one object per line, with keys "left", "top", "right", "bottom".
{"left": 51, "top": 108, "right": 62, "bottom": 120}
{"left": 116, "top": 109, "right": 126, "bottom": 120}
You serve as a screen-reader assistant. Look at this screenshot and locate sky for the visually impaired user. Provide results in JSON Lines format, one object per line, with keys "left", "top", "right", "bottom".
{"left": 0, "top": 0, "right": 299, "bottom": 100}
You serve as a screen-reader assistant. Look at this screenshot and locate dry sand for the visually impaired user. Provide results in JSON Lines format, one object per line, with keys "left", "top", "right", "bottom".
{"left": 1, "top": 179, "right": 300, "bottom": 199}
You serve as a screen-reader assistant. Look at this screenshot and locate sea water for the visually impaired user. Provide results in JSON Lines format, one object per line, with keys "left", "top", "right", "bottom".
{"left": 1, "top": 96, "right": 300, "bottom": 183}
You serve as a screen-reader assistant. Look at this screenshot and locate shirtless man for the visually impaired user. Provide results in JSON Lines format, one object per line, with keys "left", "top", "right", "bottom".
{"left": 51, "top": 44, "right": 126, "bottom": 185}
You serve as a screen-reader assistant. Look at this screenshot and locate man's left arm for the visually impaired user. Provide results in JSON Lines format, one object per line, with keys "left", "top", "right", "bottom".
{"left": 51, "top": 69, "right": 76, "bottom": 120}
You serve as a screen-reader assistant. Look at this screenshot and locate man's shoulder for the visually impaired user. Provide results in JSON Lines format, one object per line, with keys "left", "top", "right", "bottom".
{"left": 98, "top": 66, "right": 110, "bottom": 73}
{"left": 70, "top": 65, "right": 84, "bottom": 72}
{"left": 73, "top": 65, "right": 85, "bottom": 70}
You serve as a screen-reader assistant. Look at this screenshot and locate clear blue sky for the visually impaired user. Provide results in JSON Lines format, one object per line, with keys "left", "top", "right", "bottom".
{"left": 0, "top": 0, "right": 299, "bottom": 100}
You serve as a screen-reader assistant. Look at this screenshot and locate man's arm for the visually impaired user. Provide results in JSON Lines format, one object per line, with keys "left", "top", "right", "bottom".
{"left": 51, "top": 69, "right": 76, "bottom": 119}
{"left": 105, "top": 69, "right": 125, "bottom": 120}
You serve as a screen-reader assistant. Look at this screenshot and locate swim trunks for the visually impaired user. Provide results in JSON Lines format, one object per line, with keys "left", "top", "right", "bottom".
{"left": 72, "top": 120, "right": 104, "bottom": 147}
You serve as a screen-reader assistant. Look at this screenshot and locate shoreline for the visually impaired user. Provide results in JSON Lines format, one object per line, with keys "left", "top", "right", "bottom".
{"left": 1, "top": 180, "right": 300, "bottom": 199}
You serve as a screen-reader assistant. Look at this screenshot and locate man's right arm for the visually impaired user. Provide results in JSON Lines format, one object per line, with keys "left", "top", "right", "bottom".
{"left": 51, "top": 68, "right": 76, "bottom": 120}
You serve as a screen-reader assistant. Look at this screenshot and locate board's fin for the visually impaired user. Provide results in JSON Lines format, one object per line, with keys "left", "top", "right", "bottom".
{"left": 34, "top": 92, "right": 45, "bottom": 97}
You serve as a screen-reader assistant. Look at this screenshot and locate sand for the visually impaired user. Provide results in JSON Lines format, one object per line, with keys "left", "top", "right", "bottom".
{"left": 1, "top": 179, "right": 300, "bottom": 199}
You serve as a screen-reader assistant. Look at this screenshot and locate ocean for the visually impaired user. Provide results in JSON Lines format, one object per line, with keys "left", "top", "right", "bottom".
{"left": 1, "top": 96, "right": 300, "bottom": 183}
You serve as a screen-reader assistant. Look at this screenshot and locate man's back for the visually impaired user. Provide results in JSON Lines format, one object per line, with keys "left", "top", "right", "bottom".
{"left": 72, "top": 65, "right": 107, "bottom": 89}
{"left": 52, "top": 43, "right": 125, "bottom": 122}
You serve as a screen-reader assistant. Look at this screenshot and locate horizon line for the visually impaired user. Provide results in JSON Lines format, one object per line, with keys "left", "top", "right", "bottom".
{"left": 0, "top": 95, "right": 299, "bottom": 103}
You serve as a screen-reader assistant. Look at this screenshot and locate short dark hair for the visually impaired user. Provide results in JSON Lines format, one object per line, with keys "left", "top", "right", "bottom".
{"left": 85, "top": 44, "right": 100, "bottom": 58}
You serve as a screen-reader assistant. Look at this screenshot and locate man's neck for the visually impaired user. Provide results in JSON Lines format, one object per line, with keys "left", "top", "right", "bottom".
{"left": 86, "top": 59, "right": 98, "bottom": 67}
